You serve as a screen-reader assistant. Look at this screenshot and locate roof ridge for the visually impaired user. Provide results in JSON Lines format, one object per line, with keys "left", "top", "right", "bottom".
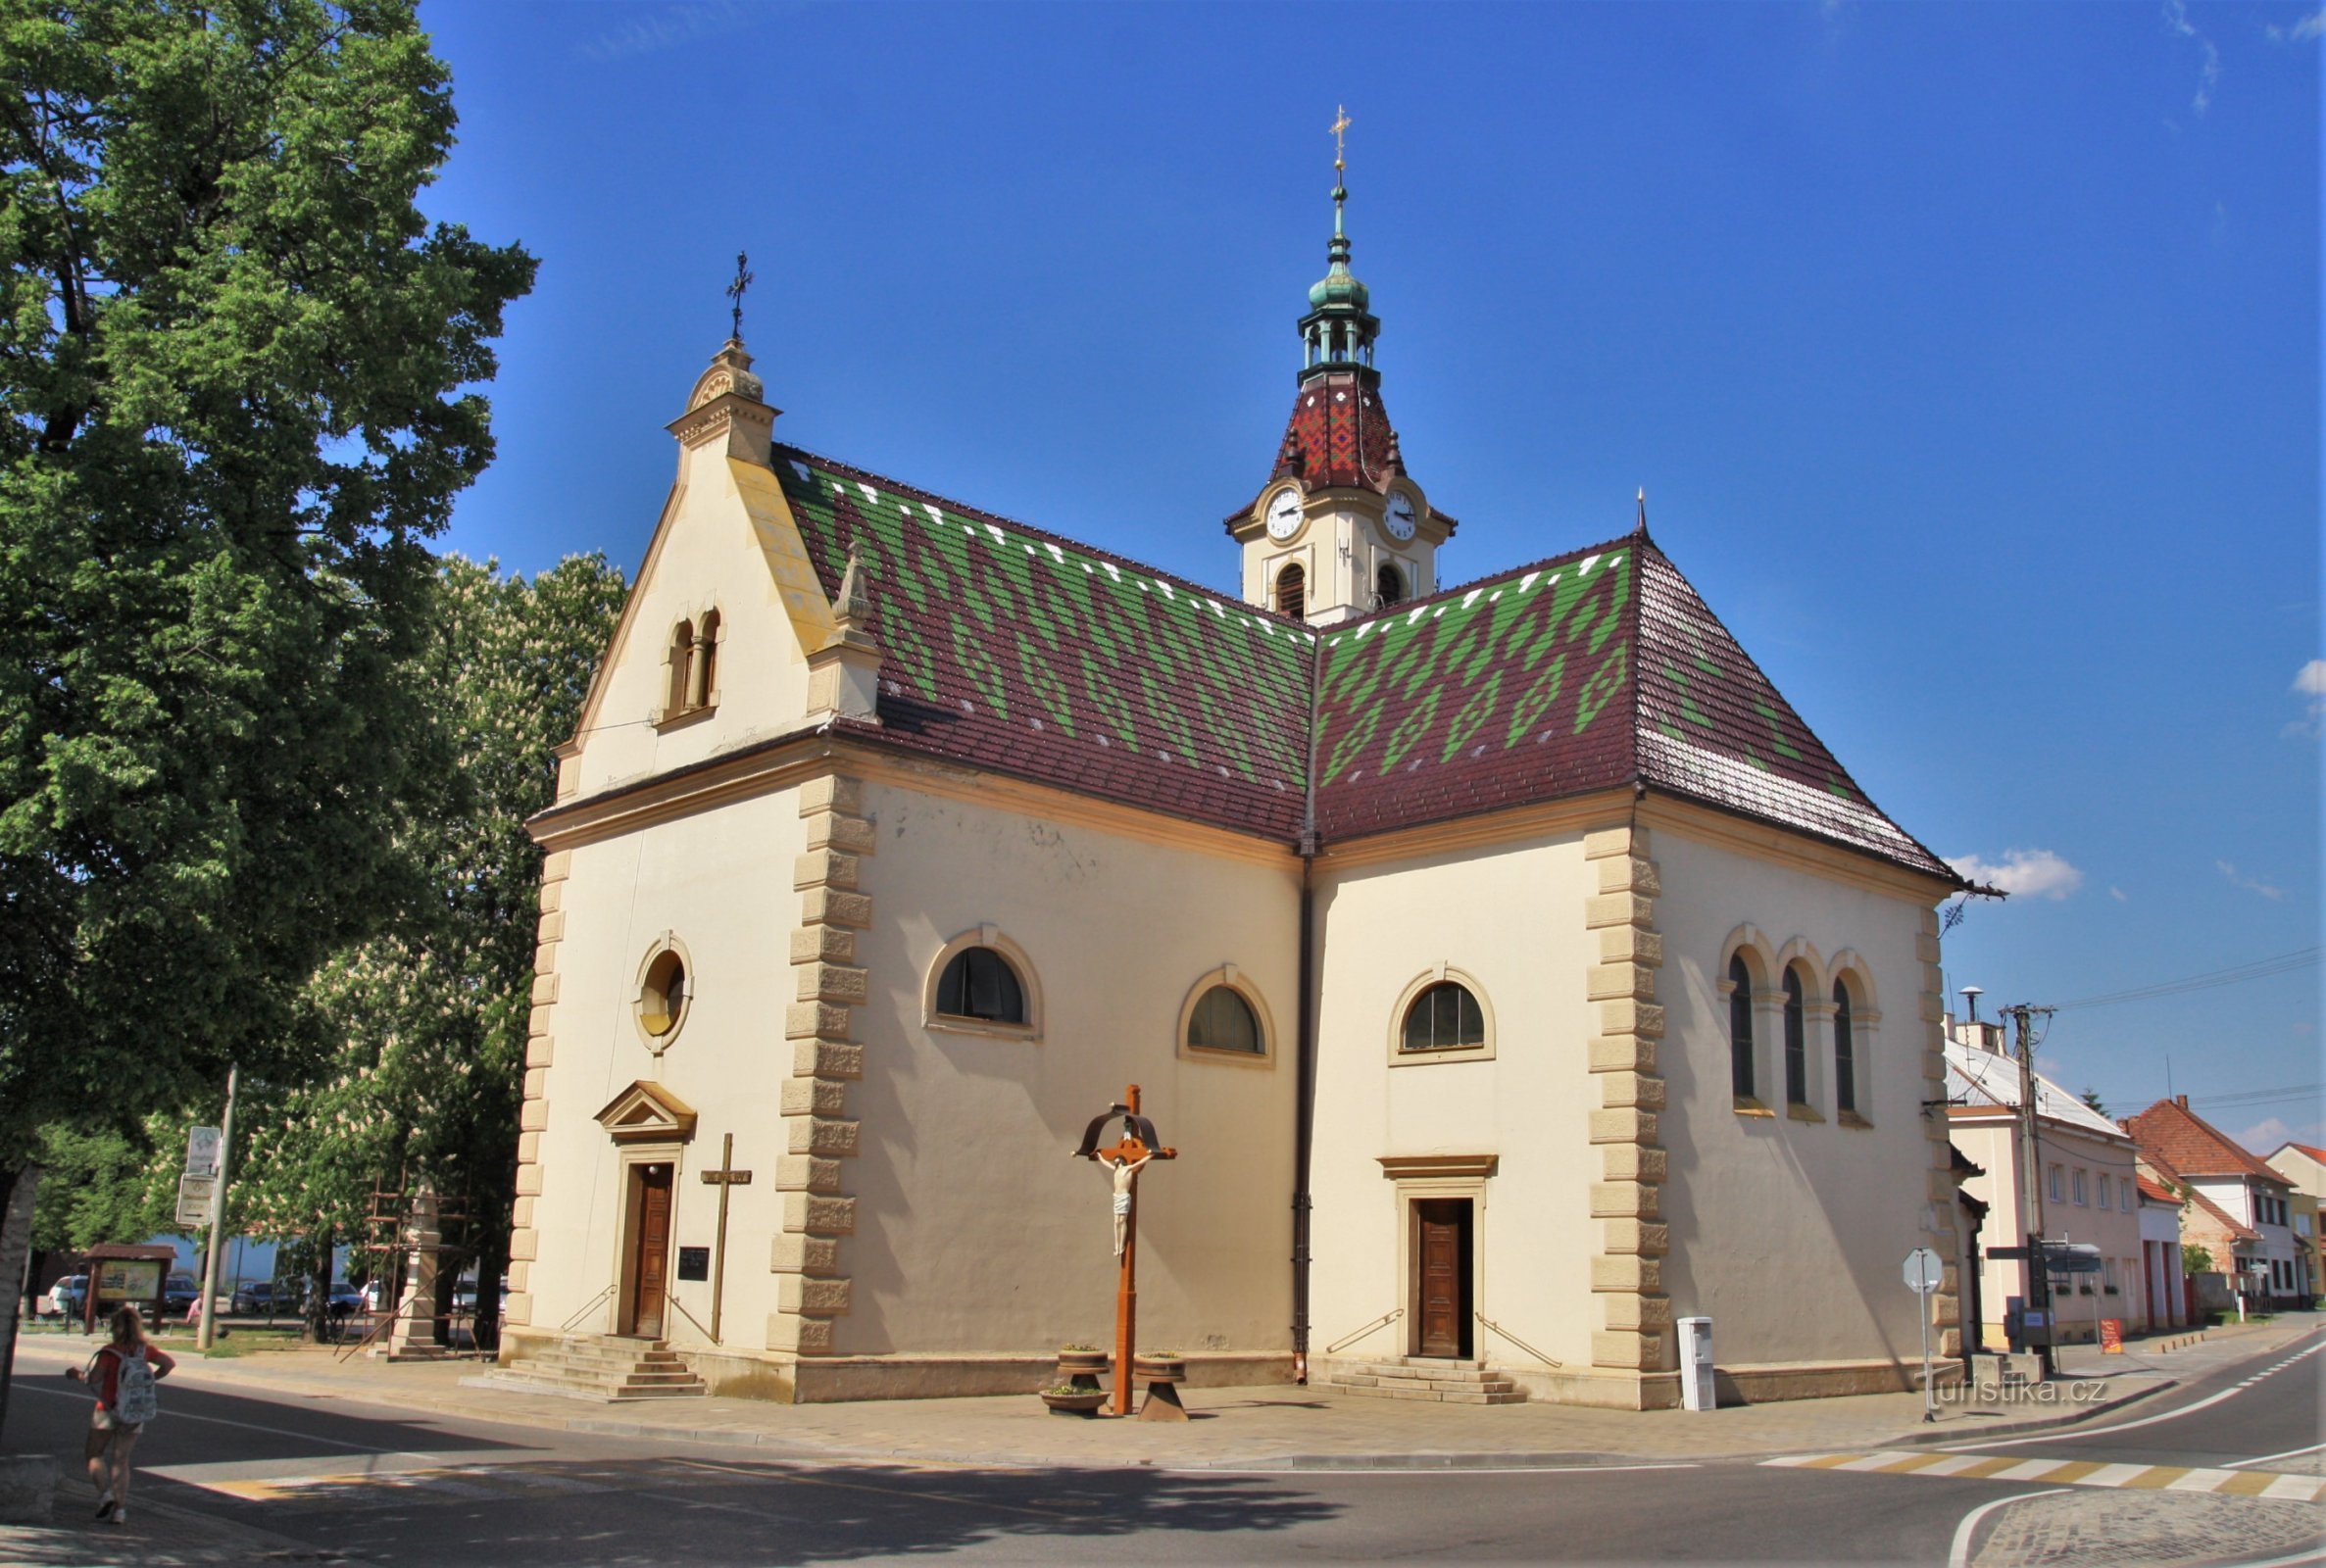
{"left": 775, "top": 443, "right": 1321, "bottom": 642}
{"left": 1326, "top": 530, "right": 1641, "bottom": 633}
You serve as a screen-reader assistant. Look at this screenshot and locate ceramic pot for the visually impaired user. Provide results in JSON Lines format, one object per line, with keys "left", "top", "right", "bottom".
{"left": 1041, "top": 1389, "right": 1107, "bottom": 1416}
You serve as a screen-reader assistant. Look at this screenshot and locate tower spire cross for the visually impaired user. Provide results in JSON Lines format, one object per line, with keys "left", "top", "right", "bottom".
{"left": 724, "top": 250, "right": 754, "bottom": 341}
{"left": 1331, "top": 105, "right": 1351, "bottom": 172}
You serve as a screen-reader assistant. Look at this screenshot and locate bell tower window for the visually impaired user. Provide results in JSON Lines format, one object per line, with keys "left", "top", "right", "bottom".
{"left": 1275, "top": 563, "right": 1307, "bottom": 620}
{"left": 1376, "top": 563, "right": 1405, "bottom": 609}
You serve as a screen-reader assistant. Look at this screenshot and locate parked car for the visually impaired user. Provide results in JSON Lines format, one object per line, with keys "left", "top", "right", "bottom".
{"left": 43, "top": 1275, "right": 87, "bottom": 1320}
{"left": 230, "top": 1280, "right": 297, "bottom": 1315}
{"left": 162, "top": 1273, "right": 200, "bottom": 1316}
{"left": 325, "top": 1281, "right": 366, "bottom": 1319}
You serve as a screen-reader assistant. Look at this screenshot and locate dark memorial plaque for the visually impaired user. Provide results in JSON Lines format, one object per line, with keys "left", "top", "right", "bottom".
{"left": 676, "top": 1247, "right": 710, "bottom": 1282}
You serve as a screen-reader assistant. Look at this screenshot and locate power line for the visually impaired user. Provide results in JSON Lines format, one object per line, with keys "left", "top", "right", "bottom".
{"left": 2052, "top": 946, "right": 2319, "bottom": 1012}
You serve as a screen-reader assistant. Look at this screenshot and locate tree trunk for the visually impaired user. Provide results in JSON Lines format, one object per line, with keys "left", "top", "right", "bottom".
{"left": 472, "top": 1229, "right": 505, "bottom": 1353}
{"left": 306, "top": 1227, "right": 333, "bottom": 1343}
{"left": 0, "top": 1166, "right": 43, "bottom": 1439}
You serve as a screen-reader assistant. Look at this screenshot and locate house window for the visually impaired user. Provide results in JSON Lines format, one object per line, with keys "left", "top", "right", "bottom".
{"left": 2103, "top": 1259, "right": 2118, "bottom": 1291}
{"left": 935, "top": 947, "right": 1027, "bottom": 1025}
{"left": 667, "top": 618, "right": 695, "bottom": 715}
{"left": 1376, "top": 562, "right": 1406, "bottom": 608}
{"left": 1728, "top": 954, "right": 1756, "bottom": 1102}
{"left": 1782, "top": 966, "right": 1807, "bottom": 1106}
{"left": 1187, "top": 985, "right": 1262, "bottom": 1054}
{"left": 1401, "top": 981, "right": 1485, "bottom": 1053}
{"left": 2098, "top": 1176, "right": 2110, "bottom": 1210}
{"left": 691, "top": 608, "right": 720, "bottom": 708}
{"left": 2073, "top": 1169, "right": 2088, "bottom": 1205}
{"left": 1832, "top": 979, "right": 1856, "bottom": 1115}
{"left": 1275, "top": 563, "right": 1307, "bottom": 619}
{"left": 2049, "top": 1165, "right": 2064, "bottom": 1203}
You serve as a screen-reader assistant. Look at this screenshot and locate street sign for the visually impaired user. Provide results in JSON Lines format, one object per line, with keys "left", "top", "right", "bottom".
{"left": 175, "top": 1172, "right": 216, "bottom": 1229}
{"left": 185, "top": 1125, "right": 221, "bottom": 1178}
{"left": 1903, "top": 1247, "right": 1944, "bottom": 1294}
{"left": 2048, "top": 1244, "right": 2103, "bottom": 1274}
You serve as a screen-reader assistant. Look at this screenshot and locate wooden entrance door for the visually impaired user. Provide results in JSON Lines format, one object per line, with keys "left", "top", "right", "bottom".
{"left": 624, "top": 1163, "right": 673, "bottom": 1339}
{"left": 1415, "top": 1200, "right": 1471, "bottom": 1359}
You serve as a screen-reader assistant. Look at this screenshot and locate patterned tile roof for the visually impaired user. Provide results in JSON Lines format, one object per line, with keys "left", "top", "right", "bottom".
{"left": 1270, "top": 368, "right": 1406, "bottom": 496}
{"left": 2124, "top": 1099, "right": 2294, "bottom": 1186}
{"left": 770, "top": 445, "right": 1955, "bottom": 880}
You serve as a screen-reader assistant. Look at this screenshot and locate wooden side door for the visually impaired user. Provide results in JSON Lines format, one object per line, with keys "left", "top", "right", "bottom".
{"left": 626, "top": 1164, "right": 673, "bottom": 1340}
{"left": 1415, "top": 1200, "right": 1469, "bottom": 1359}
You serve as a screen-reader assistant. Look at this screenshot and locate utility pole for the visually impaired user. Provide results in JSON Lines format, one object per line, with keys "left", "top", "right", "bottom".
{"left": 2004, "top": 1005, "right": 2056, "bottom": 1378}
{"left": 196, "top": 1063, "right": 239, "bottom": 1351}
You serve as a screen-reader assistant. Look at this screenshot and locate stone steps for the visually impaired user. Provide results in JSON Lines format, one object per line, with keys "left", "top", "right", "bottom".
{"left": 1326, "top": 1356, "right": 1526, "bottom": 1405}
{"left": 487, "top": 1334, "right": 707, "bottom": 1401}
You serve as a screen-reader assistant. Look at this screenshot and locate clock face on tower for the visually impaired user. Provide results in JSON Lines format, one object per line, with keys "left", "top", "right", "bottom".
{"left": 1384, "top": 492, "right": 1418, "bottom": 541}
{"left": 1264, "top": 488, "right": 1305, "bottom": 541}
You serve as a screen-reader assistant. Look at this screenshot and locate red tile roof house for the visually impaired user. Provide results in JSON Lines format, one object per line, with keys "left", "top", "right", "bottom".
{"left": 2125, "top": 1098, "right": 2301, "bottom": 1311}
{"left": 2263, "top": 1142, "right": 2326, "bottom": 1304}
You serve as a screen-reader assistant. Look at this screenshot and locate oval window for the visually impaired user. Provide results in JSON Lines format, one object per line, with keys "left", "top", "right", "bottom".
{"left": 639, "top": 950, "right": 687, "bottom": 1038}
{"left": 1401, "top": 981, "right": 1484, "bottom": 1053}
{"left": 1187, "top": 985, "right": 1262, "bottom": 1054}
{"left": 935, "top": 946, "right": 1026, "bottom": 1025}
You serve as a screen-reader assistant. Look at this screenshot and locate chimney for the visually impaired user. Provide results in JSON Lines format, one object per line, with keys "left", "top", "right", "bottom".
{"left": 2176, "top": 1094, "right": 2189, "bottom": 1109}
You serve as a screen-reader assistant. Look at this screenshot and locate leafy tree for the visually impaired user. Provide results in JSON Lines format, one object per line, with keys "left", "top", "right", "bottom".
{"left": 0, "top": 0, "right": 536, "bottom": 1172}
{"left": 2182, "top": 1243, "right": 2214, "bottom": 1276}
{"left": 232, "top": 554, "right": 624, "bottom": 1347}
{"left": 29, "top": 1122, "right": 175, "bottom": 1255}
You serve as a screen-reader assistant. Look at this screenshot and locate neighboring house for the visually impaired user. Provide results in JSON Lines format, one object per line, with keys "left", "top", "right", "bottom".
{"left": 2263, "top": 1142, "right": 2324, "bottom": 1304}
{"left": 505, "top": 172, "right": 1975, "bottom": 1409}
{"left": 2133, "top": 1175, "right": 2191, "bottom": 1333}
{"left": 2126, "top": 1097, "right": 2298, "bottom": 1305}
{"left": 1944, "top": 1019, "right": 2144, "bottom": 1346}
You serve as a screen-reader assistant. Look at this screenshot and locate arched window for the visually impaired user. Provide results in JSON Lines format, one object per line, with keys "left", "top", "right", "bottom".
{"left": 1275, "top": 563, "right": 1307, "bottom": 620}
{"left": 934, "top": 946, "right": 1026, "bottom": 1025}
{"left": 1728, "top": 953, "right": 1755, "bottom": 1101}
{"left": 1833, "top": 979, "right": 1857, "bottom": 1115}
{"left": 1187, "top": 985, "right": 1262, "bottom": 1054}
{"left": 1376, "top": 563, "right": 1405, "bottom": 608}
{"left": 667, "top": 618, "right": 694, "bottom": 716}
{"left": 1782, "top": 965, "right": 1808, "bottom": 1106}
{"left": 690, "top": 608, "right": 720, "bottom": 710}
{"left": 1401, "top": 981, "right": 1484, "bottom": 1053}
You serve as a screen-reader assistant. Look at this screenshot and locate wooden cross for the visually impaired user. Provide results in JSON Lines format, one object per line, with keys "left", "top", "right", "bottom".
{"left": 1331, "top": 106, "right": 1352, "bottom": 172}
{"left": 1077, "top": 1084, "right": 1175, "bottom": 1415}
{"left": 725, "top": 251, "right": 754, "bottom": 341}
{"left": 699, "top": 1132, "right": 752, "bottom": 1344}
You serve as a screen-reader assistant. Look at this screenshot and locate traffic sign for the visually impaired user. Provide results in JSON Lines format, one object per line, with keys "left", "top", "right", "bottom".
{"left": 1903, "top": 1247, "right": 1944, "bottom": 1295}
{"left": 175, "top": 1173, "right": 216, "bottom": 1229}
{"left": 185, "top": 1125, "right": 221, "bottom": 1178}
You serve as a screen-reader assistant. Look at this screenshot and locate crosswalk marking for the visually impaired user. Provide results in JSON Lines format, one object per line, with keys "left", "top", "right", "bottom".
{"left": 1765, "top": 1449, "right": 2326, "bottom": 1503}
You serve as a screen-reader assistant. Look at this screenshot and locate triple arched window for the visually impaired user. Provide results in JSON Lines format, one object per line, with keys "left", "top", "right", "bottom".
{"left": 663, "top": 610, "right": 721, "bottom": 720}
{"left": 1832, "top": 979, "right": 1858, "bottom": 1116}
{"left": 1782, "top": 965, "right": 1808, "bottom": 1107}
{"left": 1725, "top": 932, "right": 1875, "bottom": 1127}
{"left": 1727, "top": 953, "right": 1756, "bottom": 1101}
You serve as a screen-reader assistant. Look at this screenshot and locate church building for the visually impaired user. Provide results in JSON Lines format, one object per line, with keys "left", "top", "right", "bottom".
{"left": 501, "top": 152, "right": 1970, "bottom": 1409}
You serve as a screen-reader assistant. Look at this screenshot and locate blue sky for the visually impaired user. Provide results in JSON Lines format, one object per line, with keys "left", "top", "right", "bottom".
{"left": 418, "top": 1, "right": 2320, "bottom": 1148}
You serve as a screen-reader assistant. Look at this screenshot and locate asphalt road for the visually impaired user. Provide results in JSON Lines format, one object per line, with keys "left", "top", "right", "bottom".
{"left": 0, "top": 1326, "right": 2317, "bottom": 1567}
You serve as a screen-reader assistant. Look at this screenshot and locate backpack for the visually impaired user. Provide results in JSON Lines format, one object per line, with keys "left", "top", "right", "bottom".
{"left": 111, "top": 1345, "right": 158, "bottom": 1425}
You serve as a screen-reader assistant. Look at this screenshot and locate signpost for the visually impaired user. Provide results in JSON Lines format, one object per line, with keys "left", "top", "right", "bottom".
{"left": 174, "top": 1174, "right": 216, "bottom": 1230}
{"left": 1904, "top": 1246, "right": 1944, "bottom": 1423}
{"left": 195, "top": 1066, "right": 238, "bottom": 1350}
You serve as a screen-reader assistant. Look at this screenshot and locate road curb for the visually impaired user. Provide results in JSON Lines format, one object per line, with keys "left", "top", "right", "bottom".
{"left": 1887, "top": 1375, "right": 2178, "bottom": 1446}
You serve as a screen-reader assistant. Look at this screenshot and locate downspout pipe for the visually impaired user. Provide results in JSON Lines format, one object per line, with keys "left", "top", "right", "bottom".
{"left": 1291, "top": 631, "right": 1324, "bottom": 1385}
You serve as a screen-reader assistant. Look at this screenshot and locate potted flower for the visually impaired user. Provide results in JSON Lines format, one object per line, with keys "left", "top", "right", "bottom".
{"left": 1132, "top": 1348, "right": 1185, "bottom": 1384}
{"left": 1040, "top": 1383, "right": 1106, "bottom": 1415}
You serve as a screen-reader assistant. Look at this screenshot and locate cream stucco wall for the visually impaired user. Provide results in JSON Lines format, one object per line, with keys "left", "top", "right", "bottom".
{"left": 836, "top": 777, "right": 1302, "bottom": 1358}
{"left": 522, "top": 784, "right": 810, "bottom": 1347}
{"left": 1948, "top": 1113, "right": 2142, "bottom": 1344}
{"left": 1308, "top": 827, "right": 1604, "bottom": 1373}
{"left": 1650, "top": 826, "right": 1939, "bottom": 1373}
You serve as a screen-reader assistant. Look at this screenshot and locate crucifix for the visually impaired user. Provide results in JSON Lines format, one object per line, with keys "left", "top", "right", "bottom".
{"left": 724, "top": 250, "right": 754, "bottom": 341}
{"left": 1331, "top": 105, "right": 1352, "bottom": 172}
{"left": 699, "top": 1132, "right": 752, "bottom": 1344}
{"left": 1073, "top": 1085, "right": 1176, "bottom": 1416}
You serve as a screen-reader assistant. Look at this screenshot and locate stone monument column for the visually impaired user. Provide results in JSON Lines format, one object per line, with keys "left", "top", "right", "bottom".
{"left": 375, "top": 1182, "right": 445, "bottom": 1361}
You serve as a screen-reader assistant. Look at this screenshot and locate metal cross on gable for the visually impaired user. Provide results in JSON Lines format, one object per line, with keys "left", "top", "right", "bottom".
{"left": 725, "top": 251, "right": 754, "bottom": 341}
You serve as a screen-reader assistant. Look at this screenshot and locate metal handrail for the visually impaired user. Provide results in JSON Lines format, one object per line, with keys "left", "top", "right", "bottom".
{"left": 557, "top": 1284, "right": 616, "bottom": 1336}
{"left": 664, "top": 1292, "right": 717, "bottom": 1347}
{"left": 1475, "top": 1310, "right": 1561, "bottom": 1369}
{"left": 1323, "top": 1306, "right": 1404, "bottom": 1356}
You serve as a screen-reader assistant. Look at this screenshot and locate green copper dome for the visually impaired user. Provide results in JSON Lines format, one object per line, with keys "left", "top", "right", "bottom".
{"left": 1309, "top": 186, "right": 1370, "bottom": 310}
{"left": 1299, "top": 176, "right": 1380, "bottom": 380}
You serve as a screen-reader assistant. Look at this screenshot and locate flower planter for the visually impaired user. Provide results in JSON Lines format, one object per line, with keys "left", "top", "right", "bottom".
{"left": 1040, "top": 1388, "right": 1107, "bottom": 1416}
{"left": 1132, "top": 1355, "right": 1185, "bottom": 1384}
{"left": 1057, "top": 1349, "right": 1110, "bottom": 1379}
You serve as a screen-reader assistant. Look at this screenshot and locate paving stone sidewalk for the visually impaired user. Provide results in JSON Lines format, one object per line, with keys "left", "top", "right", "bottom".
{"left": 26, "top": 1322, "right": 2316, "bottom": 1473}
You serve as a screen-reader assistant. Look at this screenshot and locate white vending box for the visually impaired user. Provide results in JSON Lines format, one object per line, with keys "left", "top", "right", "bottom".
{"left": 1678, "top": 1315, "right": 1715, "bottom": 1412}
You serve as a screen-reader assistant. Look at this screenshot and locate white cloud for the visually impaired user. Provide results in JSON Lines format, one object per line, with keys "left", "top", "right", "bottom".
{"left": 2108, "top": 886, "right": 2129, "bottom": 903}
{"left": 2236, "top": 1115, "right": 2323, "bottom": 1155}
{"left": 577, "top": 0, "right": 752, "bottom": 62}
{"left": 1949, "top": 848, "right": 2084, "bottom": 900}
{"left": 2265, "top": 9, "right": 2326, "bottom": 41}
{"left": 2216, "top": 859, "right": 2286, "bottom": 900}
{"left": 2282, "top": 660, "right": 2326, "bottom": 739}
{"left": 2164, "top": 0, "right": 2222, "bottom": 115}
{"left": 2297, "top": 660, "right": 2326, "bottom": 696}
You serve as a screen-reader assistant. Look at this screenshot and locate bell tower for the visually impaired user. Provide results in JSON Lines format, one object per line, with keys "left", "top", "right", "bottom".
{"left": 1228, "top": 110, "right": 1453, "bottom": 627}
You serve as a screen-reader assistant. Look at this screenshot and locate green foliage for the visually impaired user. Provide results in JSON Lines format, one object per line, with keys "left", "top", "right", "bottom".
{"left": 2182, "top": 1243, "right": 2214, "bottom": 1276}
{"left": 2079, "top": 1088, "right": 2107, "bottom": 1115}
{"left": 29, "top": 1122, "right": 175, "bottom": 1252}
{"left": 231, "top": 554, "right": 623, "bottom": 1331}
{"left": 0, "top": 0, "right": 534, "bottom": 1162}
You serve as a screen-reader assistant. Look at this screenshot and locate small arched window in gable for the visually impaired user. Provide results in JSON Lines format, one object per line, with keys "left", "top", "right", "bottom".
{"left": 1376, "top": 562, "right": 1405, "bottom": 608}
{"left": 1728, "top": 954, "right": 1756, "bottom": 1101}
{"left": 1833, "top": 979, "right": 1857, "bottom": 1116}
{"left": 935, "top": 946, "right": 1027, "bottom": 1026}
{"left": 1187, "top": 985, "right": 1262, "bottom": 1054}
{"left": 1275, "top": 563, "right": 1307, "bottom": 620}
{"left": 690, "top": 609, "right": 720, "bottom": 710}
{"left": 1782, "top": 965, "right": 1808, "bottom": 1106}
{"left": 667, "top": 618, "right": 695, "bottom": 716}
{"left": 1401, "top": 981, "right": 1484, "bottom": 1053}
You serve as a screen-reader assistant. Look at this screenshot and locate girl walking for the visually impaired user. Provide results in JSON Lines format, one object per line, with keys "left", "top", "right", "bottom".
{"left": 66, "top": 1304, "right": 174, "bottom": 1525}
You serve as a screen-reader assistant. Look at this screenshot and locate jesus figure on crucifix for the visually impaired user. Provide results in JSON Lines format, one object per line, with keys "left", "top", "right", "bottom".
{"left": 1098, "top": 1150, "right": 1153, "bottom": 1256}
